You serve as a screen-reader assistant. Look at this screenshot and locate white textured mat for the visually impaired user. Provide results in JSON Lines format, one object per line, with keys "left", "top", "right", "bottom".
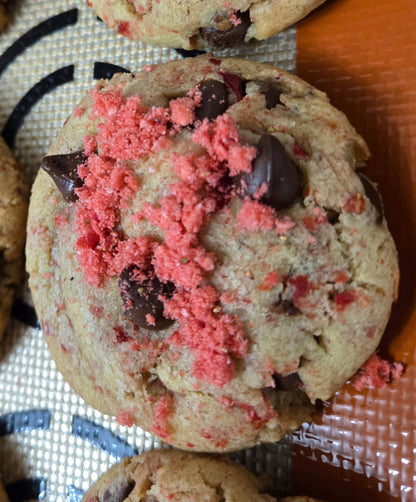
{"left": 0, "top": 1, "right": 296, "bottom": 500}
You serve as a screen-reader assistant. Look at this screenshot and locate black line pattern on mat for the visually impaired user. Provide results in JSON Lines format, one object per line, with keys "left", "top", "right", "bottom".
{"left": 5, "top": 477, "right": 47, "bottom": 502}
{"left": 0, "top": 9, "right": 78, "bottom": 79}
{"left": 2, "top": 64, "right": 75, "bottom": 149}
{"left": 11, "top": 299, "right": 40, "bottom": 330}
{"left": 93, "top": 62, "right": 131, "bottom": 80}
{"left": 0, "top": 410, "right": 51, "bottom": 436}
{"left": 72, "top": 416, "right": 138, "bottom": 459}
{"left": 67, "top": 485, "right": 84, "bottom": 502}
{"left": 175, "top": 48, "right": 206, "bottom": 58}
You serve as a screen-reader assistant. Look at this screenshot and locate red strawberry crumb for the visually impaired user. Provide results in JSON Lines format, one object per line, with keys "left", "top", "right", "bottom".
{"left": 334, "top": 290, "right": 357, "bottom": 311}
{"left": 344, "top": 193, "right": 365, "bottom": 214}
{"left": 351, "top": 353, "right": 404, "bottom": 391}
{"left": 258, "top": 271, "right": 279, "bottom": 291}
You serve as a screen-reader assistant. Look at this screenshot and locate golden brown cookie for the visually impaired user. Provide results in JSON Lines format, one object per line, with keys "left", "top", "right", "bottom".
{"left": 81, "top": 450, "right": 322, "bottom": 502}
{"left": 0, "top": 136, "right": 28, "bottom": 340}
{"left": 27, "top": 56, "right": 398, "bottom": 452}
{"left": 89, "top": 0, "right": 326, "bottom": 49}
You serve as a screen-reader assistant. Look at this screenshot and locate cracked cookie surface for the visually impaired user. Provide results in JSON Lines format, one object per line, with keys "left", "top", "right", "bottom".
{"left": 89, "top": 0, "right": 326, "bottom": 49}
{"left": 0, "top": 136, "right": 28, "bottom": 341}
{"left": 26, "top": 56, "right": 398, "bottom": 452}
{"left": 81, "top": 449, "right": 322, "bottom": 502}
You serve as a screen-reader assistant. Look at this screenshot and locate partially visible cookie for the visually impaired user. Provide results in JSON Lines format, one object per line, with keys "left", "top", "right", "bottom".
{"left": 0, "top": 136, "right": 28, "bottom": 340}
{"left": 82, "top": 450, "right": 322, "bottom": 502}
{"left": 89, "top": 0, "right": 326, "bottom": 49}
{"left": 0, "top": 1, "right": 9, "bottom": 31}
{"left": 0, "top": 475, "right": 9, "bottom": 502}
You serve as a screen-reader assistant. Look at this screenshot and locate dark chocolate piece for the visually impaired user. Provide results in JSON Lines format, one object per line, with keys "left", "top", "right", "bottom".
{"left": 119, "top": 266, "right": 175, "bottom": 331}
{"left": 41, "top": 150, "right": 86, "bottom": 202}
{"left": 256, "top": 80, "right": 282, "bottom": 109}
{"left": 239, "top": 134, "right": 301, "bottom": 210}
{"left": 199, "top": 10, "right": 250, "bottom": 48}
{"left": 326, "top": 208, "right": 340, "bottom": 225}
{"left": 196, "top": 79, "right": 228, "bottom": 121}
{"left": 102, "top": 480, "right": 135, "bottom": 502}
{"left": 358, "top": 173, "right": 383, "bottom": 224}
{"left": 273, "top": 372, "right": 302, "bottom": 391}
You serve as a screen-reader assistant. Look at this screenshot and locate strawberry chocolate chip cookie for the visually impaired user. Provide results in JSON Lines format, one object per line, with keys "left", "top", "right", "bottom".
{"left": 26, "top": 56, "right": 398, "bottom": 451}
{"left": 88, "top": 0, "right": 326, "bottom": 49}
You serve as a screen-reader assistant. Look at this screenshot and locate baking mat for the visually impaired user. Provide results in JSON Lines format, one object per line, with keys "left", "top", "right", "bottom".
{"left": 0, "top": 1, "right": 296, "bottom": 500}
{"left": 293, "top": 0, "right": 416, "bottom": 500}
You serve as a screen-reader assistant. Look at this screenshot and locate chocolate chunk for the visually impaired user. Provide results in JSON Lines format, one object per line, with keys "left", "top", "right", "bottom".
{"left": 358, "top": 173, "right": 384, "bottom": 224}
{"left": 200, "top": 10, "right": 250, "bottom": 48}
{"left": 281, "top": 300, "right": 300, "bottom": 316}
{"left": 102, "top": 480, "right": 135, "bottom": 502}
{"left": 239, "top": 134, "right": 301, "bottom": 210}
{"left": 326, "top": 208, "right": 340, "bottom": 224}
{"left": 119, "top": 266, "right": 175, "bottom": 331}
{"left": 273, "top": 372, "right": 302, "bottom": 391}
{"left": 41, "top": 150, "right": 86, "bottom": 202}
{"left": 196, "top": 79, "right": 228, "bottom": 121}
{"left": 255, "top": 81, "right": 282, "bottom": 109}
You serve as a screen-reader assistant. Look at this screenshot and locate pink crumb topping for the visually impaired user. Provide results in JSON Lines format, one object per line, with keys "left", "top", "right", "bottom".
{"left": 116, "top": 409, "right": 135, "bottom": 427}
{"left": 334, "top": 290, "right": 357, "bottom": 311}
{"left": 74, "top": 107, "right": 85, "bottom": 118}
{"left": 151, "top": 395, "right": 173, "bottom": 441}
{"left": 351, "top": 353, "right": 404, "bottom": 391}
{"left": 237, "top": 199, "right": 276, "bottom": 232}
{"left": 230, "top": 12, "right": 242, "bottom": 25}
{"left": 169, "top": 97, "right": 195, "bottom": 126}
{"left": 192, "top": 114, "right": 256, "bottom": 176}
{"left": 165, "top": 285, "right": 247, "bottom": 387}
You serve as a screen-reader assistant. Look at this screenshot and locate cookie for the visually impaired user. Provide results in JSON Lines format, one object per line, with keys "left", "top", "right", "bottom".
{"left": 81, "top": 449, "right": 322, "bottom": 502}
{"left": 0, "top": 1, "right": 9, "bottom": 31}
{"left": 0, "top": 136, "right": 29, "bottom": 341}
{"left": 26, "top": 56, "right": 399, "bottom": 452}
{"left": 0, "top": 476, "right": 9, "bottom": 502}
{"left": 89, "top": 0, "right": 326, "bottom": 49}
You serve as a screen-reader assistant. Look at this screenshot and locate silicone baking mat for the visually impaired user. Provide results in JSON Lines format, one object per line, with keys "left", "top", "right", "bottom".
{"left": 0, "top": 0, "right": 415, "bottom": 501}
{"left": 293, "top": 0, "right": 416, "bottom": 500}
{"left": 0, "top": 1, "right": 295, "bottom": 500}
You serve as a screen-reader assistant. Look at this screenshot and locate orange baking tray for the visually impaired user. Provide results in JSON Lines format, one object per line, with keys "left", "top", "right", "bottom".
{"left": 293, "top": 0, "right": 416, "bottom": 500}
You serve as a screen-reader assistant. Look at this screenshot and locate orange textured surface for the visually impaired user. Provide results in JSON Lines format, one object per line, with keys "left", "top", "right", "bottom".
{"left": 293, "top": 0, "right": 416, "bottom": 501}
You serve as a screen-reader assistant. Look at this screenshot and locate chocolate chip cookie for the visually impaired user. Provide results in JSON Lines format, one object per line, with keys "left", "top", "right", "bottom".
{"left": 82, "top": 449, "right": 322, "bottom": 502}
{"left": 89, "top": 0, "right": 326, "bottom": 49}
{"left": 0, "top": 136, "right": 28, "bottom": 341}
{"left": 26, "top": 56, "right": 399, "bottom": 452}
{"left": 0, "top": 475, "right": 9, "bottom": 502}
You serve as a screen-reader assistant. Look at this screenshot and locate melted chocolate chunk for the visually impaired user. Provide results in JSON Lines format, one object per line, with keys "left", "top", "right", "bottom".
{"left": 326, "top": 208, "right": 340, "bottom": 225}
{"left": 102, "top": 480, "right": 135, "bottom": 502}
{"left": 358, "top": 173, "right": 384, "bottom": 224}
{"left": 255, "top": 80, "right": 282, "bottom": 109}
{"left": 41, "top": 150, "right": 86, "bottom": 202}
{"left": 273, "top": 372, "right": 302, "bottom": 391}
{"left": 119, "top": 266, "right": 175, "bottom": 331}
{"left": 239, "top": 134, "right": 301, "bottom": 210}
{"left": 196, "top": 79, "right": 228, "bottom": 121}
{"left": 200, "top": 10, "right": 251, "bottom": 48}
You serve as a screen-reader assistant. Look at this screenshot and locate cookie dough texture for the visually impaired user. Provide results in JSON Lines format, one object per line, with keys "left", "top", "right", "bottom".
{"left": 0, "top": 136, "right": 28, "bottom": 340}
{"left": 27, "top": 56, "right": 399, "bottom": 452}
{"left": 82, "top": 450, "right": 321, "bottom": 502}
{"left": 89, "top": 0, "right": 326, "bottom": 49}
